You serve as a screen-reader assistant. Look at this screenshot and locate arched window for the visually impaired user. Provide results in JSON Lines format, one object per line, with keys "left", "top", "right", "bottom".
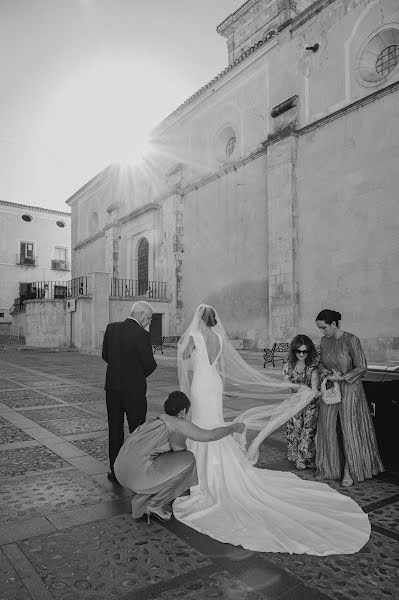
{"left": 137, "top": 238, "right": 149, "bottom": 296}
{"left": 214, "top": 125, "right": 237, "bottom": 163}
{"left": 89, "top": 212, "right": 98, "bottom": 234}
{"left": 358, "top": 28, "right": 399, "bottom": 85}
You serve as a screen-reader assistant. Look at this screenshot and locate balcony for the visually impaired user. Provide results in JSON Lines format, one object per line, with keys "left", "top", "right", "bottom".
{"left": 51, "top": 259, "right": 70, "bottom": 271}
{"left": 16, "top": 254, "right": 36, "bottom": 267}
{"left": 110, "top": 279, "right": 168, "bottom": 300}
{"left": 18, "top": 277, "right": 90, "bottom": 301}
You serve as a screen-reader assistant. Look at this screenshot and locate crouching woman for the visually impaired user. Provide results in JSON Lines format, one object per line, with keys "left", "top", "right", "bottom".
{"left": 114, "top": 390, "right": 245, "bottom": 523}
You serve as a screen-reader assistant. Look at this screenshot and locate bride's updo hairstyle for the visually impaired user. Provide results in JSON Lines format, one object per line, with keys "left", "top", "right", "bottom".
{"left": 316, "top": 309, "right": 342, "bottom": 327}
{"left": 201, "top": 306, "right": 217, "bottom": 327}
{"left": 164, "top": 391, "right": 191, "bottom": 416}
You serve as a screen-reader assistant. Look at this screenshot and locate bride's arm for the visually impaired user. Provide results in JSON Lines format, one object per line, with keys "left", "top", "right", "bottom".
{"left": 216, "top": 351, "right": 225, "bottom": 378}
{"left": 175, "top": 418, "right": 244, "bottom": 442}
{"left": 182, "top": 335, "right": 195, "bottom": 360}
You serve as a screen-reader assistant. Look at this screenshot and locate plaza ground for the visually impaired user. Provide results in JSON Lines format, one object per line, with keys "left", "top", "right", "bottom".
{"left": 0, "top": 343, "right": 398, "bottom": 600}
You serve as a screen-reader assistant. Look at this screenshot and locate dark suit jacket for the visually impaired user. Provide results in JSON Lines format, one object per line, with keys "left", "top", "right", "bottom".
{"left": 102, "top": 318, "right": 157, "bottom": 393}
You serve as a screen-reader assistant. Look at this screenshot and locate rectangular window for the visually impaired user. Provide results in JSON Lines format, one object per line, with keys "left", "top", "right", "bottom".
{"left": 20, "top": 242, "right": 35, "bottom": 265}
{"left": 54, "top": 247, "right": 67, "bottom": 261}
{"left": 0, "top": 312, "right": 4, "bottom": 318}
{"left": 52, "top": 247, "right": 68, "bottom": 270}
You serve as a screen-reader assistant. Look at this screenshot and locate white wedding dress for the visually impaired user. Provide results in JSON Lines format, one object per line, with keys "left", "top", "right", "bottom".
{"left": 173, "top": 330, "right": 371, "bottom": 555}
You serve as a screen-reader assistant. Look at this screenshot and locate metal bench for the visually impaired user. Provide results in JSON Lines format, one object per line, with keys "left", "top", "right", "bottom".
{"left": 263, "top": 342, "right": 290, "bottom": 368}
{"left": 153, "top": 335, "right": 181, "bottom": 354}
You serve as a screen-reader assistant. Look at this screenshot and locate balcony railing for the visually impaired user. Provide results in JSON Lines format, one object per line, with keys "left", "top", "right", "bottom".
{"left": 51, "top": 259, "right": 70, "bottom": 271}
{"left": 16, "top": 254, "right": 36, "bottom": 267}
{"left": 18, "top": 277, "right": 89, "bottom": 301}
{"left": 110, "top": 279, "right": 168, "bottom": 300}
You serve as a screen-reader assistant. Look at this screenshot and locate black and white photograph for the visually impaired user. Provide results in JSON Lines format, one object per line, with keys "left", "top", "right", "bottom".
{"left": 0, "top": 1, "right": 398, "bottom": 599}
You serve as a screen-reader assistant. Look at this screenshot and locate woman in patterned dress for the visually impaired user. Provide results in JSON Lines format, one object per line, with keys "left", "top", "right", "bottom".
{"left": 283, "top": 335, "right": 320, "bottom": 470}
{"left": 315, "top": 309, "right": 384, "bottom": 487}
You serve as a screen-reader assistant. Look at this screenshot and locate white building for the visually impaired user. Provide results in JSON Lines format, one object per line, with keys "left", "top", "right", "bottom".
{"left": 0, "top": 200, "right": 71, "bottom": 329}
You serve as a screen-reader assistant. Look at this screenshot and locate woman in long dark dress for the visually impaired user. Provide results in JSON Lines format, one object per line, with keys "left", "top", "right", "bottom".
{"left": 114, "top": 390, "right": 244, "bottom": 522}
{"left": 315, "top": 309, "right": 384, "bottom": 487}
{"left": 283, "top": 335, "right": 320, "bottom": 470}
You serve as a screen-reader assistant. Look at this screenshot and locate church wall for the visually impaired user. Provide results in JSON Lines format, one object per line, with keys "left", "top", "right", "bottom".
{"left": 295, "top": 90, "right": 399, "bottom": 361}
{"left": 182, "top": 156, "right": 269, "bottom": 347}
{"left": 74, "top": 236, "right": 106, "bottom": 279}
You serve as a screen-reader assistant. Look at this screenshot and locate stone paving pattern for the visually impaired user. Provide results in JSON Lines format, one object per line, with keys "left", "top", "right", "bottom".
{"left": 0, "top": 389, "right": 63, "bottom": 408}
{"left": 22, "top": 515, "right": 211, "bottom": 599}
{"left": 0, "top": 416, "right": 33, "bottom": 444}
{"left": 71, "top": 436, "right": 109, "bottom": 463}
{"left": 0, "top": 446, "right": 69, "bottom": 478}
{"left": 0, "top": 347, "right": 398, "bottom": 600}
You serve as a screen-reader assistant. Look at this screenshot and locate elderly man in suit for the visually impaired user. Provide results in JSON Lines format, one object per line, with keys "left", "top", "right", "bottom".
{"left": 102, "top": 300, "right": 157, "bottom": 481}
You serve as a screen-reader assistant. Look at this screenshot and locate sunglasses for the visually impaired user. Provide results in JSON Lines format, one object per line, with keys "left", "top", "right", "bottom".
{"left": 296, "top": 349, "right": 308, "bottom": 355}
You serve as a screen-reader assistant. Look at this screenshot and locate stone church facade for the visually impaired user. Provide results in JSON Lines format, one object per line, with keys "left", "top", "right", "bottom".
{"left": 67, "top": 0, "right": 399, "bottom": 362}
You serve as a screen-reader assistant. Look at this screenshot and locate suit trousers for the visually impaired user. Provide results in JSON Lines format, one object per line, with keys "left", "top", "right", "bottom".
{"left": 106, "top": 390, "right": 147, "bottom": 471}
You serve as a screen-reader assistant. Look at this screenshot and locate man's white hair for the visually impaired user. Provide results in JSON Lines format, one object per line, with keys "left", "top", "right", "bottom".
{"left": 131, "top": 301, "right": 153, "bottom": 316}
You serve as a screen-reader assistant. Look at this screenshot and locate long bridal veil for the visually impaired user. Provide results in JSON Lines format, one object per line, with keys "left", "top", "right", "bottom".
{"left": 177, "top": 304, "right": 316, "bottom": 463}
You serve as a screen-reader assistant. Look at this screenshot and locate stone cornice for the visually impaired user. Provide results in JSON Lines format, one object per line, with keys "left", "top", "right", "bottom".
{"left": 0, "top": 200, "right": 70, "bottom": 218}
{"left": 291, "top": 0, "right": 336, "bottom": 32}
{"left": 119, "top": 203, "right": 160, "bottom": 225}
{"left": 174, "top": 145, "right": 268, "bottom": 197}
{"left": 73, "top": 203, "right": 160, "bottom": 249}
{"left": 66, "top": 166, "right": 112, "bottom": 207}
{"left": 298, "top": 78, "right": 399, "bottom": 136}
{"left": 73, "top": 229, "right": 105, "bottom": 252}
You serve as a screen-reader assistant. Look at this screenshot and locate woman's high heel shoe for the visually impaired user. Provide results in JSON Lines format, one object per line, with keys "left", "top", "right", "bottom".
{"left": 146, "top": 508, "right": 172, "bottom": 525}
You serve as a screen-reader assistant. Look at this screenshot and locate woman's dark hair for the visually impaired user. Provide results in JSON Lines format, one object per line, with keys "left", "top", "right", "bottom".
{"left": 316, "top": 309, "right": 342, "bottom": 327}
{"left": 288, "top": 334, "right": 318, "bottom": 367}
{"left": 201, "top": 307, "right": 217, "bottom": 327}
{"left": 164, "top": 391, "right": 191, "bottom": 416}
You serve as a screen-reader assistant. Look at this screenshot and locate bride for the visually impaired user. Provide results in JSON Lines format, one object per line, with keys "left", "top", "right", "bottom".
{"left": 173, "top": 304, "right": 370, "bottom": 555}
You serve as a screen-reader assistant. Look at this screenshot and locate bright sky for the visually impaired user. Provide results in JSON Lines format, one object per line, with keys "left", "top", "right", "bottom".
{"left": 0, "top": 0, "right": 243, "bottom": 212}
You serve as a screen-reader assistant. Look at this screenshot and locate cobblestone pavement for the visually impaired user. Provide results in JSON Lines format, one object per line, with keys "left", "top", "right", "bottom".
{"left": 0, "top": 347, "right": 398, "bottom": 600}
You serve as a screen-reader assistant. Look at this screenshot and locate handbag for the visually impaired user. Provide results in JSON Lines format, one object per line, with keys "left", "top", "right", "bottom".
{"left": 320, "top": 378, "right": 341, "bottom": 405}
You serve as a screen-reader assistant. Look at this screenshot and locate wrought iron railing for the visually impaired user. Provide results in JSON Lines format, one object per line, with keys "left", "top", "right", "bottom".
{"left": 110, "top": 279, "right": 168, "bottom": 299}
{"left": 18, "top": 277, "right": 89, "bottom": 301}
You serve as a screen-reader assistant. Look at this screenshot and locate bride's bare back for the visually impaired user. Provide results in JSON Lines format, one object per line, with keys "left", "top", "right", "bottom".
{"left": 201, "top": 327, "right": 221, "bottom": 365}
